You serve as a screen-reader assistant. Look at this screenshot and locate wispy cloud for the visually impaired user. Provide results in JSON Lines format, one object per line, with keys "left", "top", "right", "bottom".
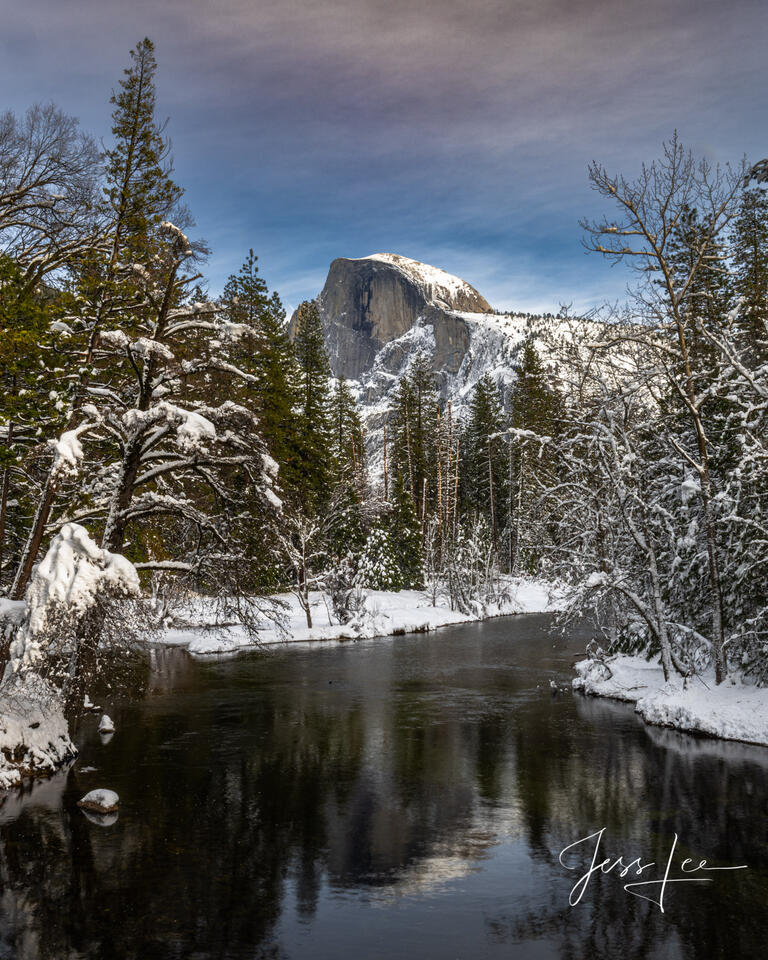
{"left": 2, "top": 0, "right": 767, "bottom": 310}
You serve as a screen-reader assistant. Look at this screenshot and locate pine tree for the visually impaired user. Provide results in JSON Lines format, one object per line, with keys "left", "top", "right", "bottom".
{"left": 11, "top": 37, "right": 187, "bottom": 596}
{"left": 731, "top": 187, "right": 768, "bottom": 360}
{"left": 221, "top": 249, "right": 299, "bottom": 485}
{"left": 388, "top": 471, "right": 425, "bottom": 588}
{"left": 330, "top": 376, "right": 365, "bottom": 488}
{"left": 459, "top": 374, "right": 508, "bottom": 548}
{"left": 326, "top": 377, "right": 366, "bottom": 560}
{"left": 390, "top": 352, "right": 439, "bottom": 520}
{"left": 327, "top": 481, "right": 365, "bottom": 562}
{"left": 103, "top": 37, "right": 183, "bottom": 267}
{"left": 0, "top": 256, "right": 61, "bottom": 585}
{"left": 665, "top": 205, "right": 738, "bottom": 474}
{"left": 355, "top": 524, "right": 403, "bottom": 591}
{"left": 291, "top": 299, "right": 334, "bottom": 512}
{"left": 666, "top": 204, "right": 732, "bottom": 379}
{"left": 507, "top": 337, "right": 564, "bottom": 573}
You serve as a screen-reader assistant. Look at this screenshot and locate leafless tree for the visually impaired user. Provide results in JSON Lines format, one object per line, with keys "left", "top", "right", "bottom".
{"left": 0, "top": 104, "right": 103, "bottom": 289}
{"left": 580, "top": 134, "right": 746, "bottom": 682}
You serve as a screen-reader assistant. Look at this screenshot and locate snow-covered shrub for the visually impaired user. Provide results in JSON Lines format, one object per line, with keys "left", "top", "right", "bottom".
{"left": 444, "top": 518, "right": 499, "bottom": 615}
{"left": 325, "top": 555, "right": 365, "bottom": 624}
{"left": 0, "top": 523, "right": 151, "bottom": 787}
{"left": 0, "top": 674, "right": 76, "bottom": 789}
{"left": 3, "top": 523, "right": 148, "bottom": 716}
{"left": 355, "top": 525, "right": 403, "bottom": 591}
{"left": 345, "top": 594, "right": 392, "bottom": 639}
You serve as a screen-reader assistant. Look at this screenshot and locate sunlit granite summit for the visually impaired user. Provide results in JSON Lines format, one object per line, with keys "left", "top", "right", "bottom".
{"left": 317, "top": 253, "right": 494, "bottom": 381}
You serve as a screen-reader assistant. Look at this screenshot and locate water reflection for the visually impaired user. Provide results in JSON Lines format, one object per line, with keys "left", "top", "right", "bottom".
{"left": 0, "top": 617, "right": 766, "bottom": 959}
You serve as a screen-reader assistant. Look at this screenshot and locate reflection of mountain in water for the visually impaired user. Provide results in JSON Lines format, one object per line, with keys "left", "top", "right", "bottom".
{"left": 1, "top": 617, "right": 767, "bottom": 959}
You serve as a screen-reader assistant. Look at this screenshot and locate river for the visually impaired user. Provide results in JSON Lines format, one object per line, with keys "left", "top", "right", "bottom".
{"left": 1, "top": 614, "right": 766, "bottom": 959}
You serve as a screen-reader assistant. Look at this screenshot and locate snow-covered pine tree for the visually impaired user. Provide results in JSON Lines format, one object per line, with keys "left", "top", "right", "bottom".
{"left": 506, "top": 336, "right": 564, "bottom": 574}
{"left": 324, "top": 381, "right": 367, "bottom": 568}
{"left": 459, "top": 373, "right": 508, "bottom": 551}
{"left": 390, "top": 352, "right": 439, "bottom": 521}
{"left": 581, "top": 136, "right": 749, "bottom": 682}
{"left": 331, "top": 376, "right": 366, "bottom": 491}
{"left": 10, "top": 37, "right": 188, "bottom": 598}
{"left": 355, "top": 524, "right": 403, "bottom": 591}
{"left": 291, "top": 299, "right": 334, "bottom": 512}
{"left": 388, "top": 471, "right": 425, "bottom": 589}
{"left": 663, "top": 205, "right": 736, "bottom": 472}
{"left": 556, "top": 138, "right": 754, "bottom": 684}
{"left": 0, "top": 257, "right": 64, "bottom": 586}
{"left": 8, "top": 41, "right": 282, "bottom": 623}
{"left": 731, "top": 186, "right": 768, "bottom": 361}
{"left": 221, "top": 249, "right": 300, "bottom": 488}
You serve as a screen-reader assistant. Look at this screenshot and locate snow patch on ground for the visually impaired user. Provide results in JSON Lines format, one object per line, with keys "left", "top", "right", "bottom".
{"left": 573, "top": 655, "right": 768, "bottom": 747}
{"left": 161, "top": 579, "right": 563, "bottom": 656}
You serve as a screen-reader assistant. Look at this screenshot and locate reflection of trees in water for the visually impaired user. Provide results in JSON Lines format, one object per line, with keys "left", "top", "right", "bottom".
{"left": 0, "top": 648, "right": 517, "bottom": 958}
{"left": 485, "top": 693, "right": 768, "bottom": 959}
{"left": 1, "top": 642, "right": 767, "bottom": 959}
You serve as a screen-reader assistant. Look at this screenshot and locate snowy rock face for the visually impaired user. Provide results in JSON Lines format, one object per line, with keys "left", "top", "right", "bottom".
{"left": 301, "top": 253, "right": 545, "bottom": 474}
{"left": 311, "top": 254, "right": 493, "bottom": 382}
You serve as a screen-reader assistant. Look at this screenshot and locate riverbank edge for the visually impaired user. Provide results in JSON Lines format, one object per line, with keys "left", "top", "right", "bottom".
{"left": 573, "top": 655, "right": 768, "bottom": 748}
{"left": 160, "top": 580, "right": 564, "bottom": 656}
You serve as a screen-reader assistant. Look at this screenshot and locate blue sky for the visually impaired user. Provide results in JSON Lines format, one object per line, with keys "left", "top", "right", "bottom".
{"left": 3, "top": 0, "right": 767, "bottom": 315}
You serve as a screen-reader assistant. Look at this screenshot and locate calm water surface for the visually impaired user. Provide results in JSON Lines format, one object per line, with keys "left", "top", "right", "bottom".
{"left": 1, "top": 614, "right": 767, "bottom": 959}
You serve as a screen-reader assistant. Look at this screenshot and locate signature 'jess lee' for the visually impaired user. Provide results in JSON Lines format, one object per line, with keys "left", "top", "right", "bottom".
{"left": 558, "top": 828, "right": 747, "bottom": 913}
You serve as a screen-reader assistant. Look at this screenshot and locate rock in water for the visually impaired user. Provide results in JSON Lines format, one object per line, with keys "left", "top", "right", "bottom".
{"left": 78, "top": 789, "right": 119, "bottom": 813}
{"left": 98, "top": 714, "right": 115, "bottom": 733}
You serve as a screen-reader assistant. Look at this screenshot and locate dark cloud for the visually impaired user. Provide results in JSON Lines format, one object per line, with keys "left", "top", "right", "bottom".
{"left": 2, "top": 0, "right": 767, "bottom": 310}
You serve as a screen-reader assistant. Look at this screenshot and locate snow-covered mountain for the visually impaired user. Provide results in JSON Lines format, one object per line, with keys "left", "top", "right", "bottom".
{"left": 302, "top": 253, "right": 547, "bottom": 473}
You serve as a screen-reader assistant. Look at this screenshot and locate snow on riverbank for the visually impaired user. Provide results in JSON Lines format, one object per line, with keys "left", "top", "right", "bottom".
{"left": 0, "top": 677, "right": 76, "bottom": 789}
{"left": 573, "top": 655, "right": 768, "bottom": 747}
{"left": 0, "top": 523, "right": 138, "bottom": 789}
{"left": 162, "top": 579, "right": 563, "bottom": 656}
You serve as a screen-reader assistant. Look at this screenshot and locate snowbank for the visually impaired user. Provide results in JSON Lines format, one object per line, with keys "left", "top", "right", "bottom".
{"left": 573, "top": 655, "right": 768, "bottom": 747}
{"left": 0, "top": 677, "right": 76, "bottom": 789}
{"left": 1, "top": 523, "right": 138, "bottom": 789}
{"left": 162, "top": 579, "right": 563, "bottom": 656}
{"left": 0, "top": 599, "right": 25, "bottom": 633}
{"left": 6, "top": 522, "right": 139, "bottom": 668}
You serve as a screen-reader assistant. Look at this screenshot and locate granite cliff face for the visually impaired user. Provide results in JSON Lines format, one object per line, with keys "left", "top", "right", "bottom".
{"left": 296, "top": 253, "right": 541, "bottom": 473}
{"left": 316, "top": 254, "right": 493, "bottom": 382}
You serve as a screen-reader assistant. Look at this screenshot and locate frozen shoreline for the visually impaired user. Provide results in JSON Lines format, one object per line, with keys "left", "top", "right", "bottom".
{"left": 573, "top": 655, "right": 768, "bottom": 747}
{"left": 160, "top": 580, "right": 563, "bottom": 656}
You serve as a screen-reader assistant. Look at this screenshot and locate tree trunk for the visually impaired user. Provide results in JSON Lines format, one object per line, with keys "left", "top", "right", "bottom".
{"left": 0, "top": 421, "right": 12, "bottom": 582}
{"left": 673, "top": 315, "right": 727, "bottom": 682}
{"left": 102, "top": 437, "right": 144, "bottom": 553}
{"left": 11, "top": 472, "right": 58, "bottom": 600}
